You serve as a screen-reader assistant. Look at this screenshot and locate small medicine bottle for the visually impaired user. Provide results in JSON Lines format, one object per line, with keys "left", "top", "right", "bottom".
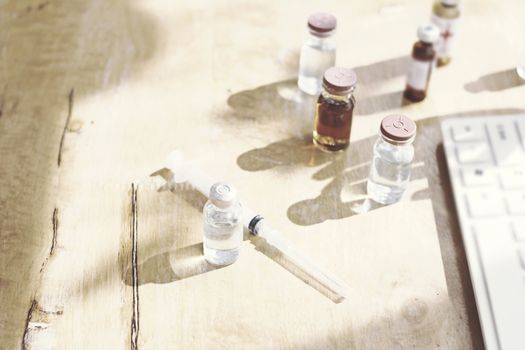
{"left": 203, "top": 182, "right": 243, "bottom": 266}
{"left": 431, "top": 0, "right": 460, "bottom": 66}
{"left": 313, "top": 67, "right": 357, "bottom": 152}
{"left": 367, "top": 115, "right": 417, "bottom": 205}
{"left": 403, "top": 24, "right": 440, "bottom": 102}
{"left": 297, "top": 12, "right": 337, "bottom": 95}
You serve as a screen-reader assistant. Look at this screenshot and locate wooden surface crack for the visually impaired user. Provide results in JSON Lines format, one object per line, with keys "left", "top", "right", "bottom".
{"left": 39, "top": 208, "right": 59, "bottom": 273}
{"left": 130, "top": 184, "right": 139, "bottom": 350}
{"left": 21, "top": 299, "right": 37, "bottom": 350}
{"left": 57, "top": 88, "right": 75, "bottom": 167}
{"left": 50, "top": 207, "right": 58, "bottom": 255}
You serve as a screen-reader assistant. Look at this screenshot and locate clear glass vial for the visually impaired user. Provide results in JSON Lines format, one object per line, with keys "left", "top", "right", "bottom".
{"left": 367, "top": 115, "right": 417, "bottom": 204}
{"left": 203, "top": 182, "right": 243, "bottom": 266}
{"left": 404, "top": 24, "right": 440, "bottom": 102}
{"left": 313, "top": 66, "right": 357, "bottom": 152}
{"left": 297, "top": 12, "right": 337, "bottom": 95}
{"left": 431, "top": 0, "right": 460, "bottom": 66}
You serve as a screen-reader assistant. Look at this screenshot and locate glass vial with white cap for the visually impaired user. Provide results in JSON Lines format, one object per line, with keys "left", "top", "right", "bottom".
{"left": 297, "top": 12, "right": 337, "bottom": 95}
{"left": 203, "top": 182, "right": 243, "bottom": 266}
{"left": 431, "top": 0, "right": 460, "bottom": 66}
{"left": 404, "top": 24, "right": 440, "bottom": 102}
{"left": 367, "top": 115, "right": 417, "bottom": 204}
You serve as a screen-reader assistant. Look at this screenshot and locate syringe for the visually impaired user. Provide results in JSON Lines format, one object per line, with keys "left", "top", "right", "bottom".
{"left": 166, "top": 151, "right": 350, "bottom": 302}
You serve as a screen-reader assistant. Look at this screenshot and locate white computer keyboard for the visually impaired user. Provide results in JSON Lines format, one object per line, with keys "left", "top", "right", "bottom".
{"left": 441, "top": 115, "right": 525, "bottom": 350}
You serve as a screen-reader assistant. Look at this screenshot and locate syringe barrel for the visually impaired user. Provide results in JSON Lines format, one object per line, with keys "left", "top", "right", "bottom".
{"left": 251, "top": 219, "right": 349, "bottom": 300}
{"left": 184, "top": 167, "right": 215, "bottom": 198}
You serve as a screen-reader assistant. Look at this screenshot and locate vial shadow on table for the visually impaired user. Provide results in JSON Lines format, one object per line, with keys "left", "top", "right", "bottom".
{"left": 352, "top": 55, "right": 409, "bottom": 86}
{"left": 352, "top": 55, "right": 411, "bottom": 116}
{"left": 464, "top": 68, "right": 525, "bottom": 93}
{"left": 235, "top": 129, "right": 427, "bottom": 226}
{"left": 238, "top": 116, "right": 455, "bottom": 227}
{"left": 123, "top": 243, "right": 227, "bottom": 286}
{"left": 354, "top": 90, "right": 409, "bottom": 116}
{"left": 296, "top": 55, "right": 411, "bottom": 119}
{"left": 235, "top": 92, "right": 411, "bottom": 173}
{"left": 222, "top": 56, "right": 410, "bottom": 133}
{"left": 237, "top": 137, "right": 335, "bottom": 172}
{"left": 286, "top": 159, "right": 428, "bottom": 226}
{"left": 223, "top": 79, "right": 316, "bottom": 137}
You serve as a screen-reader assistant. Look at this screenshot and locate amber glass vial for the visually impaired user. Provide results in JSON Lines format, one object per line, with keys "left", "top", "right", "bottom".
{"left": 403, "top": 24, "right": 439, "bottom": 102}
{"left": 313, "top": 67, "right": 357, "bottom": 152}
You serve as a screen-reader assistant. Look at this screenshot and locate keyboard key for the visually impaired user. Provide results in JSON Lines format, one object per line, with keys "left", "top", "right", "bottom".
{"left": 475, "top": 223, "right": 525, "bottom": 349}
{"left": 513, "top": 220, "right": 525, "bottom": 241}
{"left": 500, "top": 167, "right": 525, "bottom": 190}
{"left": 452, "top": 123, "right": 486, "bottom": 142}
{"left": 505, "top": 192, "right": 525, "bottom": 215}
{"left": 466, "top": 191, "right": 505, "bottom": 217}
{"left": 486, "top": 120, "right": 525, "bottom": 166}
{"left": 461, "top": 167, "right": 498, "bottom": 187}
{"left": 456, "top": 143, "right": 492, "bottom": 164}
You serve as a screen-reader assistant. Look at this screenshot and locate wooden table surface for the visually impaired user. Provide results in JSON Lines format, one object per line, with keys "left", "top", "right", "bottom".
{"left": 1, "top": 0, "right": 524, "bottom": 349}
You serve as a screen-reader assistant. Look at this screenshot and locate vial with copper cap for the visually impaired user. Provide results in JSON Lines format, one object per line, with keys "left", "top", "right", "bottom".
{"left": 313, "top": 67, "right": 357, "bottom": 152}
{"left": 297, "top": 12, "right": 337, "bottom": 95}
{"left": 431, "top": 0, "right": 460, "bottom": 66}
{"left": 403, "top": 24, "right": 440, "bottom": 102}
{"left": 367, "top": 115, "right": 417, "bottom": 204}
{"left": 203, "top": 182, "right": 243, "bottom": 266}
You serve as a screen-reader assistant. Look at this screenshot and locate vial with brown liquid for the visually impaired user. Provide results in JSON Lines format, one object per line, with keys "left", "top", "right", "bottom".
{"left": 313, "top": 67, "right": 357, "bottom": 152}
{"left": 403, "top": 24, "right": 440, "bottom": 102}
{"left": 431, "top": 0, "right": 460, "bottom": 66}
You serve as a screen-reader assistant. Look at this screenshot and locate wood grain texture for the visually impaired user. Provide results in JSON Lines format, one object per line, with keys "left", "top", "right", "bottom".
{"left": 1, "top": 0, "right": 524, "bottom": 349}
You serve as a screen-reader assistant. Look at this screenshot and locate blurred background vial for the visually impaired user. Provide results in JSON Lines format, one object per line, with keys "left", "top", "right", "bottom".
{"left": 297, "top": 12, "right": 337, "bottom": 95}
